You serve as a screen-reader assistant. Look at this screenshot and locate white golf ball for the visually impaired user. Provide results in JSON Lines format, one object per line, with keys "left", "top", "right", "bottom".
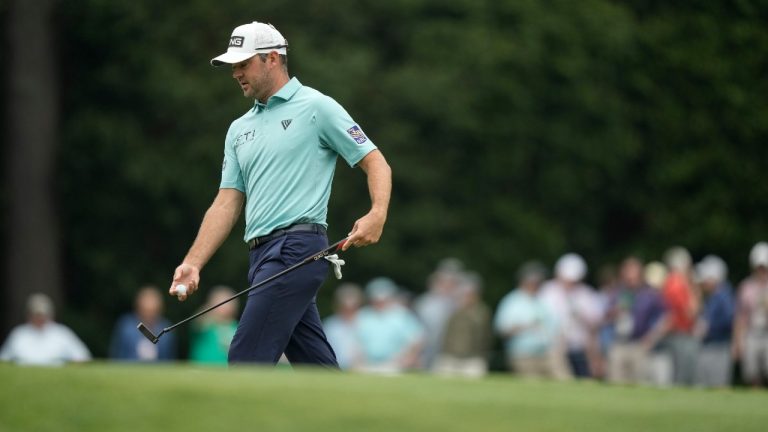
{"left": 175, "top": 284, "right": 187, "bottom": 296}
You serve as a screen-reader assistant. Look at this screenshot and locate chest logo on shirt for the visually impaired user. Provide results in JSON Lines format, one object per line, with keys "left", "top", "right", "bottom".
{"left": 346, "top": 125, "right": 368, "bottom": 144}
{"left": 234, "top": 129, "right": 257, "bottom": 149}
{"left": 281, "top": 119, "right": 292, "bottom": 130}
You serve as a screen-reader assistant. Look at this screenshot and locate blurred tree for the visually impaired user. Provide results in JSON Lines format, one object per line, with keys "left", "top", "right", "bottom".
{"left": 3, "top": 0, "right": 62, "bottom": 335}
{"left": 623, "top": 0, "right": 768, "bottom": 270}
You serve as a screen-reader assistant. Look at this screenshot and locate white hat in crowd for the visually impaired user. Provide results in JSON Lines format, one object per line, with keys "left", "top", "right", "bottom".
{"left": 750, "top": 242, "right": 768, "bottom": 269}
{"left": 696, "top": 255, "right": 728, "bottom": 283}
{"left": 211, "top": 21, "right": 288, "bottom": 66}
{"left": 644, "top": 261, "right": 667, "bottom": 289}
{"left": 555, "top": 253, "right": 587, "bottom": 282}
{"left": 664, "top": 246, "right": 692, "bottom": 272}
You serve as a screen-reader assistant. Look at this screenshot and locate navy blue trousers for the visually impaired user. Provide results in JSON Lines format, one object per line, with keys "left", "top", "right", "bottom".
{"left": 228, "top": 232, "right": 338, "bottom": 367}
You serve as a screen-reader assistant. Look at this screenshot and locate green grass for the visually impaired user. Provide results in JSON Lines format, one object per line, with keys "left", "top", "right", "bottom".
{"left": 1, "top": 363, "right": 766, "bottom": 432}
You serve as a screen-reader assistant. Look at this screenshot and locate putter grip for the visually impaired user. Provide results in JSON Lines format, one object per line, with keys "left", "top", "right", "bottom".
{"left": 336, "top": 239, "right": 348, "bottom": 251}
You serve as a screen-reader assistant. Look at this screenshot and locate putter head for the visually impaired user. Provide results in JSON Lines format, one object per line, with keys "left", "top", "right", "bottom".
{"left": 136, "top": 322, "right": 160, "bottom": 344}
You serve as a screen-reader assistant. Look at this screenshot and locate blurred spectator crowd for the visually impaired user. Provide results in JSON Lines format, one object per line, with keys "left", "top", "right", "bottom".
{"left": 323, "top": 261, "right": 490, "bottom": 377}
{"left": 0, "top": 285, "right": 239, "bottom": 367}
{"left": 3, "top": 241, "right": 768, "bottom": 390}
{"left": 323, "top": 241, "right": 768, "bottom": 389}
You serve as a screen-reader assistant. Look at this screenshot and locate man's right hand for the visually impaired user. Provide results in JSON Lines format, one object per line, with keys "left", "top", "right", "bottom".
{"left": 170, "top": 263, "right": 200, "bottom": 301}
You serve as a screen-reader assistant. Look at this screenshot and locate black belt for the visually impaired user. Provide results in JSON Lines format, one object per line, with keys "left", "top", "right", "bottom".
{"left": 247, "top": 223, "right": 326, "bottom": 250}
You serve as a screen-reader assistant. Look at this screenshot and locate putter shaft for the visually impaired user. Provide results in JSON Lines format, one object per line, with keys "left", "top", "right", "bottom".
{"left": 136, "top": 238, "right": 347, "bottom": 344}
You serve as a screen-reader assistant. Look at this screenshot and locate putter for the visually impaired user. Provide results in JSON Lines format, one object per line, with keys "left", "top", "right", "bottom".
{"left": 137, "top": 237, "right": 348, "bottom": 344}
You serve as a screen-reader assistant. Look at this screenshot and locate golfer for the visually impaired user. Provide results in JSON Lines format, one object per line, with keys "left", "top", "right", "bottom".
{"left": 169, "top": 21, "right": 391, "bottom": 366}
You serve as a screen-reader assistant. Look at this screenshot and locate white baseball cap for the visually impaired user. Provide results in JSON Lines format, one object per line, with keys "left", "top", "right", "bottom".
{"left": 664, "top": 246, "right": 692, "bottom": 271}
{"left": 644, "top": 261, "right": 667, "bottom": 289}
{"left": 696, "top": 255, "right": 728, "bottom": 283}
{"left": 750, "top": 241, "right": 768, "bottom": 268}
{"left": 210, "top": 22, "right": 288, "bottom": 66}
{"left": 555, "top": 253, "right": 587, "bottom": 282}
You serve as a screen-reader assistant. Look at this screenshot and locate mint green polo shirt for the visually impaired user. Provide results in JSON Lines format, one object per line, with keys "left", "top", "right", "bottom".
{"left": 220, "top": 77, "right": 377, "bottom": 242}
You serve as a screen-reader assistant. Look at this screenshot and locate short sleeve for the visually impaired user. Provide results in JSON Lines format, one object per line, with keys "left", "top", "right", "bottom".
{"left": 493, "top": 295, "right": 516, "bottom": 333}
{"left": 315, "top": 95, "right": 377, "bottom": 167}
{"left": 220, "top": 124, "right": 246, "bottom": 191}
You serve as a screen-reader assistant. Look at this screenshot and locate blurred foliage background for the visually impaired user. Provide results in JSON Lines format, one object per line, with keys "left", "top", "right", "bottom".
{"left": 2, "top": 0, "right": 767, "bottom": 357}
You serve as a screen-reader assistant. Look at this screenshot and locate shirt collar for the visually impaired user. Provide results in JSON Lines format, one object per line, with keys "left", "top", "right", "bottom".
{"left": 272, "top": 77, "right": 302, "bottom": 101}
{"left": 252, "top": 77, "right": 302, "bottom": 112}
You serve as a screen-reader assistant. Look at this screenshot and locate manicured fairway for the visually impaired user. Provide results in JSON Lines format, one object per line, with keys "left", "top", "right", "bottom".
{"left": 1, "top": 363, "right": 765, "bottom": 432}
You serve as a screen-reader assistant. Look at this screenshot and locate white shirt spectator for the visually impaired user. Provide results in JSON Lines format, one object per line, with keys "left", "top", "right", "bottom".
{"left": 0, "top": 322, "right": 92, "bottom": 366}
{"left": 539, "top": 279, "right": 602, "bottom": 351}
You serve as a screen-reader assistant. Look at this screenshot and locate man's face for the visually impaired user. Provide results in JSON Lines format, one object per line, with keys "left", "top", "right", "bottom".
{"left": 136, "top": 290, "right": 162, "bottom": 322}
{"left": 231, "top": 55, "right": 271, "bottom": 100}
{"left": 29, "top": 312, "right": 49, "bottom": 329}
{"left": 620, "top": 259, "right": 643, "bottom": 287}
{"left": 371, "top": 297, "right": 393, "bottom": 311}
{"left": 755, "top": 266, "right": 768, "bottom": 280}
{"left": 521, "top": 276, "right": 542, "bottom": 293}
{"left": 431, "top": 272, "right": 458, "bottom": 295}
{"left": 700, "top": 279, "right": 717, "bottom": 293}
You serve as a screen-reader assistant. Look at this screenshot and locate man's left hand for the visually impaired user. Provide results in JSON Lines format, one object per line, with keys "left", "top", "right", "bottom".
{"left": 343, "top": 211, "right": 386, "bottom": 251}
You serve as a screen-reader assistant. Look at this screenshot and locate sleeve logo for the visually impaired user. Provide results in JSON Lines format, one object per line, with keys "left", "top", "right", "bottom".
{"left": 222, "top": 157, "right": 227, "bottom": 171}
{"left": 346, "top": 125, "right": 368, "bottom": 145}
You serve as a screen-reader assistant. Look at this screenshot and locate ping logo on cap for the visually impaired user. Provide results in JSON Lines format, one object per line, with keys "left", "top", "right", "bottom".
{"left": 229, "top": 36, "right": 245, "bottom": 47}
